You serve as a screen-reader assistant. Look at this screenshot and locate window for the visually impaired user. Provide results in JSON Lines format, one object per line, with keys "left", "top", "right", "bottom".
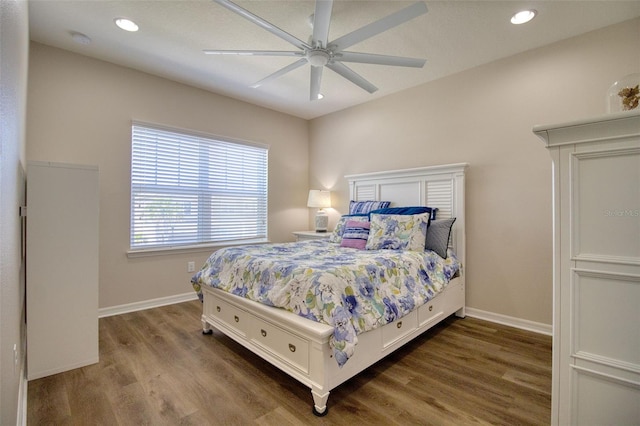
{"left": 130, "top": 122, "right": 268, "bottom": 251}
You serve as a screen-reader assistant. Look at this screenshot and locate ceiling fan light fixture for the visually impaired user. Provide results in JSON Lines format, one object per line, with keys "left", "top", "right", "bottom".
{"left": 307, "top": 49, "right": 330, "bottom": 67}
{"left": 510, "top": 10, "right": 536, "bottom": 25}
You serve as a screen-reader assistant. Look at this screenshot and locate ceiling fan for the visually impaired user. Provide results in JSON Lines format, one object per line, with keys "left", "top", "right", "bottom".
{"left": 204, "top": 0, "right": 428, "bottom": 101}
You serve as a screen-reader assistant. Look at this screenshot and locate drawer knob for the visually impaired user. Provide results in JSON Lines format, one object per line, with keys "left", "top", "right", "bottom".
{"left": 261, "top": 329, "right": 267, "bottom": 337}
{"left": 397, "top": 321, "right": 403, "bottom": 329}
{"left": 234, "top": 315, "right": 239, "bottom": 323}
{"left": 289, "top": 344, "right": 296, "bottom": 353}
{"left": 429, "top": 305, "right": 433, "bottom": 312}
{"left": 216, "top": 306, "right": 221, "bottom": 312}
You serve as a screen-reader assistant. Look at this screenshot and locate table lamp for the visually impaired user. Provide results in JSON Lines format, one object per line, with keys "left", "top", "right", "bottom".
{"left": 307, "top": 190, "right": 331, "bottom": 232}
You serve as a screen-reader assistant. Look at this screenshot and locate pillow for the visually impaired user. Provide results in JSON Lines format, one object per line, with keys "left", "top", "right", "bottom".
{"left": 425, "top": 218, "right": 456, "bottom": 258}
{"left": 366, "top": 213, "right": 429, "bottom": 251}
{"left": 329, "top": 214, "right": 369, "bottom": 243}
{"left": 369, "top": 206, "right": 437, "bottom": 222}
{"left": 349, "top": 200, "right": 391, "bottom": 215}
{"left": 340, "top": 220, "right": 371, "bottom": 250}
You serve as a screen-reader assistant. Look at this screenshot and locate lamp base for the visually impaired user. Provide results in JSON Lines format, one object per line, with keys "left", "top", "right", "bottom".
{"left": 314, "top": 211, "right": 328, "bottom": 233}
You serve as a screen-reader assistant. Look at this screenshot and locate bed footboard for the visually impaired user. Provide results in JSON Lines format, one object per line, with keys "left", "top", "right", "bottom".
{"left": 200, "top": 276, "right": 464, "bottom": 415}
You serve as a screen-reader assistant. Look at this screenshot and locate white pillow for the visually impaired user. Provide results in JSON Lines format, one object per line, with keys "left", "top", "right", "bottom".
{"left": 366, "top": 213, "right": 429, "bottom": 251}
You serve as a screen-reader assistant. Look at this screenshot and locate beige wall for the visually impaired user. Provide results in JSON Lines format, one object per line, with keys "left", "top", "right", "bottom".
{"left": 1, "top": 1, "right": 29, "bottom": 424}
{"left": 309, "top": 18, "right": 640, "bottom": 325}
{"left": 27, "top": 43, "right": 310, "bottom": 308}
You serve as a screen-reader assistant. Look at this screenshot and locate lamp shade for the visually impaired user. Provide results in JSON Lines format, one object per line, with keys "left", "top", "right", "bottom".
{"left": 307, "top": 190, "right": 331, "bottom": 209}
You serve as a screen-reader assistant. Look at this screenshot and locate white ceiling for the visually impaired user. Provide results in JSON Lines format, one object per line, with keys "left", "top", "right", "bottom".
{"left": 29, "top": 0, "right": 640, "bottom": 119}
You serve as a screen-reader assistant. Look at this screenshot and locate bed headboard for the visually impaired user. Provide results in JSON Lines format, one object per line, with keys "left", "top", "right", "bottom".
{"left": 345, "top": 163, "right": 467, "bottom": 270}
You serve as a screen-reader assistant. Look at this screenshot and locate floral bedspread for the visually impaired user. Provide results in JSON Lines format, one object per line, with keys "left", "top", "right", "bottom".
{"left": 191, "top": 240, "right": 460, "bottom": 367}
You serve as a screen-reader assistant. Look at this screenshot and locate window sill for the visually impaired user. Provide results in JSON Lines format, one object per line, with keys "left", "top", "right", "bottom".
{"left": 126, "top": 238, "right": 270, "bottom": 258}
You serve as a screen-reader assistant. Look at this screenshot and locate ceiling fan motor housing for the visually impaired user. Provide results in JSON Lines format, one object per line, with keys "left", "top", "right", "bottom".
{"left": 307, "top": 49, "right": 331, "bottom": 67}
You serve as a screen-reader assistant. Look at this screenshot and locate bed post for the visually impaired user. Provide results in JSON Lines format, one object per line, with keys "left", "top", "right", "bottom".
{"left": 453, "top": 165, "right": 466, "bottom": 318}
{"left": 201, "top": 315, "right": 213, "bottom": 334}
{"left": 311, "top": 388, "right": 329, "bottom": 416}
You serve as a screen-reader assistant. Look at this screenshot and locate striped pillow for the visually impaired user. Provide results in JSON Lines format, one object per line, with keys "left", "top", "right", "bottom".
{"left": 340, "top": 220, "right": 371, "bottom": 250}
{"left": 329, "top": 214, "right": 369, "bottom": 243}
{"left": 348, "top": 200, "right": 391, "bottom": 215}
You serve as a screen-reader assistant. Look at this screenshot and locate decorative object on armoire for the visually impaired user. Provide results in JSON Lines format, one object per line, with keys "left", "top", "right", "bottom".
{"left": 307, "top": 189, "right": 331, "bottom": 232}
{"left": 533, "top": 111, "right": 640, "bottom": 426}
{"left": 606, "top": 72, "right": 640, "bottom": 113}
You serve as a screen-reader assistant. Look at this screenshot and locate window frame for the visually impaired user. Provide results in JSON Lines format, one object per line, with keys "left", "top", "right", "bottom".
{"left": 127, "top": 121, "right": 269, "bottom": 258}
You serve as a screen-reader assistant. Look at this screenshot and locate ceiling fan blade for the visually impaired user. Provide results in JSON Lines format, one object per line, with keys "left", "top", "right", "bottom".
{"left": 203, "top": 50, "right": 303, "bottom": 57}
{"left": 249, "top": 58, "right": 308, "bottom": 88}
{"left": 338, "top": 52, "right": 425, "bottom": 68}
{"left": 312, "top": 0, "right": 333, "bottom": 48}
{"left": 326, "top": 62, "right": 378, "bottom": 94}
{"left": 213, "top": 0, "right": 311, "bottom": 51}
{"left": 330, "top": 1, "right": 427, "bottom": 52}
{"left": 310, "top": 66, "right": 323, "bottom": 100}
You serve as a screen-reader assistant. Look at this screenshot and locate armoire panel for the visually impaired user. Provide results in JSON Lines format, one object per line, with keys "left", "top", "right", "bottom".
{"left": 572, "top": 270, "right": 640, "bottom": 367}
{"left": 573, "top": 369, "right": 640, "bottom": 426}
{"left": 572, "top": 149, "right": 640, "bottom": 261}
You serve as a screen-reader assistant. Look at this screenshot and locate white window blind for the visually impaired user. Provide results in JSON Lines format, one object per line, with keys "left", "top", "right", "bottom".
{"left": 130, "top": 123, "right": 268, "bottom": 250}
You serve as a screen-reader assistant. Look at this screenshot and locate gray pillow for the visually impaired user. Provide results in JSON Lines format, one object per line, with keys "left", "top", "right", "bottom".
{"left": 425, "top": 218, "right": 456, "bottom": 258}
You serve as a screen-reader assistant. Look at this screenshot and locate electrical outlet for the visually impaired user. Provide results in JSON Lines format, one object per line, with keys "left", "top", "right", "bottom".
{"left": 187, "top": 261, "right": 195, "bottom": 273}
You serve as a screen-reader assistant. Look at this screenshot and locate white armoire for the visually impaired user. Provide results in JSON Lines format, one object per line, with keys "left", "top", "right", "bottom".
{"left": 26, "top": 161, "right": 99, "bottom": 380}
{"left": 534, "top": 111, "right": 639, "bottom": 425}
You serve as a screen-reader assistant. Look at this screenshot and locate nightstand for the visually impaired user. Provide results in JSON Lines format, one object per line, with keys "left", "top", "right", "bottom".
{"left": 293, "top": 231, "right": 331, "bottom": 241}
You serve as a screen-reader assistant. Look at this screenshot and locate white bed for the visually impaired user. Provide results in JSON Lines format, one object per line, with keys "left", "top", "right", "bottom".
{"left": 198, "top": 163, "right": 467, "bottom": 415}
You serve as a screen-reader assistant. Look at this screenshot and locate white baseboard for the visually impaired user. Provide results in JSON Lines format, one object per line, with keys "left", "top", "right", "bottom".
{"left": 465, "top": 307, "right": 552, "bottom": 336}
{"left": 99, "top": 293, "right": 552, "bottom": 337}
{"left": 99, "top": 292, "right": 199, "bottom": 318}
{"left": 17, "top": 359, "right": 27, "bottom": 426}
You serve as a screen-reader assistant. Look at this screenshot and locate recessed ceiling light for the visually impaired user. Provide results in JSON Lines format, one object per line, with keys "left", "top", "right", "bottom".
{"left": 114, "top": 18, "right": 139, "bottom": 32}
{"left": 317, "top": 94, "right": 324, "bottom": 100}
{"left": 511, "top": 10, "right": 537, "bottom": 25}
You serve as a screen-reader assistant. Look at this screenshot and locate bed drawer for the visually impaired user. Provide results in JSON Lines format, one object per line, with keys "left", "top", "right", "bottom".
{"left": 382, "top": 310, "right": 418, "bottom": 349}
{"left": 418, "top": 296, "right": 444, "bottom": 327}
{"left": 249, "top": 317, "right": 310, "bottom": 374}
{"left": 209, "top": 296, "right": 249, "bottom": 337}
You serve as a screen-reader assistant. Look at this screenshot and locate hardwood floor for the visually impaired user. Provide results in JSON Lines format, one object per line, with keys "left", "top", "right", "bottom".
{"left": 28, "top": 300, "right": 551, "bottom": 425}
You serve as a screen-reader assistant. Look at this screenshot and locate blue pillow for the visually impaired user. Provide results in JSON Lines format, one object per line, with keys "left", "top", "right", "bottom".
{"left": 369, "top": 206, "right": 438, "bottom": 221}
